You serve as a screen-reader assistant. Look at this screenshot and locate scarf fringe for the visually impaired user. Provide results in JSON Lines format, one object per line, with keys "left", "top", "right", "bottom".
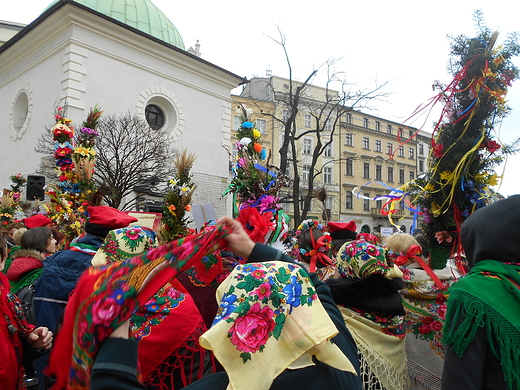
{"left": 443, "top": 289, "right": 520, "bottom": 390}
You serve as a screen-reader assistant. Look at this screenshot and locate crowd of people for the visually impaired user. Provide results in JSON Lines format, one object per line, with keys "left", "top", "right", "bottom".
{"left": 1, "top": 196, "right": 519, "bottom": 390}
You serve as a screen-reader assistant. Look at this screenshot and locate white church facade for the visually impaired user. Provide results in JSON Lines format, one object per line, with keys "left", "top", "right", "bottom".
{"left": 0, "top": 0, "right": 245, "bottom": 216}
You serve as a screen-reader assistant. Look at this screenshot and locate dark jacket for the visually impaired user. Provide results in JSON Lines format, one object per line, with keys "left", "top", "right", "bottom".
{"left": 326, "top": 274, "right": 405, "bottom": 316}
{"left": 34, "top": 234, "right": 104, "bottom": 333}
{"left": 91, "top": 338, "right": 146, "bottom": 390}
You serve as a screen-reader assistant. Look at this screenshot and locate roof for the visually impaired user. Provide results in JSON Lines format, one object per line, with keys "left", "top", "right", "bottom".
{"left": 45, "top": 0, "right": 185, "bottom": 49}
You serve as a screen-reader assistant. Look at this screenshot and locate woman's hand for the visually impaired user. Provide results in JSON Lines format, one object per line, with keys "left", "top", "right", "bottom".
{"left": 109, "top": 319, "right": 131, "bottom": 339}
{"left": 27, "top": 327, "right": 53, "bottom": 350}
{"left": 217, "top": 216, "right": 255, "bottom": 259}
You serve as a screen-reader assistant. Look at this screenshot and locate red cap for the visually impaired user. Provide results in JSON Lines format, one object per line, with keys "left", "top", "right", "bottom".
{"left": 23, "top": 214, "right": 53, "bottom": 229}
{"left": 328, "top": 221, "right": 357, "bottom": 233}
{"left": 328, "top": 221, "right": 357, "bottom": 241}
{"left": 88, "top": 206, "right": 138, "bottom": 229}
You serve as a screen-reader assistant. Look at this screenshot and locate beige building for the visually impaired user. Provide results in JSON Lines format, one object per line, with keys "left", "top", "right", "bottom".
{"left": 233, "top": 76, "right": 431, "bottom": 233}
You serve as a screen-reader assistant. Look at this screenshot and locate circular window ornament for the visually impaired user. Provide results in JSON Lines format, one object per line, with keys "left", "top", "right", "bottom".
{"left": 145, "top": 104, "right": 165, "bottom": 130}
{"left": 137, "top": 87, "right": 185, "bottom": 141}
{"left": 10, "top": 85, "right": 33, "bottom": 140}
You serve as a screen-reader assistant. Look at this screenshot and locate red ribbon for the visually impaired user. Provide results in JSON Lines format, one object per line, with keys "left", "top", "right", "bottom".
{"left": 304, "top": 233, "right": 333, "bottom": 273}
{"left": 395, "top": 244, "right": 444, "bottom": 289}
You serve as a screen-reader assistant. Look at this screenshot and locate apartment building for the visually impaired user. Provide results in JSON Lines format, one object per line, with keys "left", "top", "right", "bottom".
{"left": 232, "top": 76, "right": 431, "bottom": 233}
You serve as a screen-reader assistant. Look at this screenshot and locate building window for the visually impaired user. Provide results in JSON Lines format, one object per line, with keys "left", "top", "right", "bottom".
{"left": 376, "top": 164, "right": 382, "bottom": 180}
{"left": 345, "top": 192, "right": 353, "bottom": 209}
{"left": 409, "top": 147, "right": 415, "bottom": 159}
{"left": 233, "top": 115, "right": 241, "bottom": 131}
{"left": 410, "top": 171, "right": 415, "bottom": 181}
{"left": 345, "top": 113, "right": 352, "bottom": 124}
{"left": 399, "top": 168, "right": 405, "bottom": 184}
{"left": 376, "top": 197, "right": 382, "bottom": 210}
{"left": 363, "top": 162, "right": 370, "bottom": 179}
{"left": 364, "top": 193, "right": 370, "bottom": 211}
{"left": 363, "top": 118, "right": 369, "bottom": 128}
{"left": 398, "top": 128, "right": 404, "bottom": 138}
{"left": 375, "top": 140, "right": 382, "bottom": 152}
{"left": 324, "top": 141, "right": 333, "bottom": 157}
{"left": 304, "top": 113, "right": 311, "bottom": 128}
{"left": 302, "top": 165, "right": 310, "bottom": 181}
{"left": 345, "top": 133, "right": 353, "bottom": 146}
{"left": 398, "top": 146, "right": 404, "bottom": 157}
{"left": 375, "top": 121, "right": 381, "bottom": 131}
{"left": 362, "top": 137, "right": 370, "bottom": 150}
{"left": 419, "top": 160, "right": 424, "bottom": 172}
{"left": 325, "top": 119, "right": 333, "bottom": 131}
{"left": 388, "top": 167, "right": 394, "bottom": 182}
{"left": 345, "top": 158, "right": 353, "bottom": 176}
{"left": 145, "top": 104, "right": 165, "bottom": 130}
{"left": 325, "top": 197, "right": 333, "bottom": 217}
{"left": 419, "top": 144, "right": 424, "bottom": 155}
{"left": 256, "top": 119, "right": 267, "bottom": 134}
{"left": 282, "top": 109, "right": 289, "bottom": 122}
{"left": 409, "top": 130, "right": 414, "bottom": 138}
{"left": 323, "top": 167, "right": 332, "bottom": 184}
{"left": 387, "top": 142, "right": 393, "bottom": 154}
{"left": 303, "top": 139, "right": 312, "bottom": 154}
{"left": 232, "top": 143, "right": 238, "bottom": 159}
{"left": 387, "top": 124, "right": 392, "bottom": 134}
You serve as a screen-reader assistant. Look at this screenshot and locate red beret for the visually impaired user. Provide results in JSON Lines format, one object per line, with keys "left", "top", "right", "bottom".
{"left": 328, "top": 221, "right": 357, "bottom": 233}
{"left": 328, "top": 221, "right": 357, "bottom": 241}
{"left": 23, "top": 214, "right": 53, "bottom": 229}
{"left": 88, "top": 206, "right": 138, "bottom": 229}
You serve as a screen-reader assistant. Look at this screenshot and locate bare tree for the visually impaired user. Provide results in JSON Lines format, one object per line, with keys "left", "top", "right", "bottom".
{"left": 257, "top": 28, "right": 390, "bottom": 227}
{"left": 94, "top": 113, "right": 174, "bottom": 209}
{"left": 35, "top": 112, "right": 174, "bottom": 210}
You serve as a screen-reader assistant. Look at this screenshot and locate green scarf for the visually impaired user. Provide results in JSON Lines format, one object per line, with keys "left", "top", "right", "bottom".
{"left": 10, "top": 268, "right": 42, "bottom": 295}
{"left": 443, "top": 260, "right": 520, "bottom": 390}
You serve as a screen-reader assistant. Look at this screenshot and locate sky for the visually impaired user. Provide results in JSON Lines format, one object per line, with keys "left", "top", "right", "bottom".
{"left": 3, "top": 0, "right": 520, "bottom": 196}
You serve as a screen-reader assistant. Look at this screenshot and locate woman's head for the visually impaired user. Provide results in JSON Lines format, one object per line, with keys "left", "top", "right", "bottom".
{"left": 20, "top": 226, "right": 56, "bottom": 254}
{"left": 297, "top": 228, "right": 333, "bottom": 271}
{"left": 12, "top": 227, "right": 27, "bottom": 245}
{"left": 91, "top": 226, "right": 158, "bottom": 266}
{"left": 8, "top": 222, "right": 25, "bottom": 240}
{"left": 49, "top": 227, "right": 64, "bottom": 252}
{"left": 202, "top": 261, "right": 356, "bottom": 389}
{"left": 383, "top": 233, "right": 419, "bottom": 254}
{"left": 336, "top": 239, "right": 392, "bottom": 280}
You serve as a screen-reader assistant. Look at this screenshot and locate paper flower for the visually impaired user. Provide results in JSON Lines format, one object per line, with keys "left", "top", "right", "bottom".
{"left": 236, "top": 207, "right": 274, "bottom": 244}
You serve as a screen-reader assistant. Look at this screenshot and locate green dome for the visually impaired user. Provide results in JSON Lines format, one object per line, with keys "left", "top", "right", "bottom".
{"left": 46, "top": 0, "right": 185, "bottom": 49}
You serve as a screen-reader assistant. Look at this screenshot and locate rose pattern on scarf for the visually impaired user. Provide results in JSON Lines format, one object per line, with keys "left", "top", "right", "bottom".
{"left": 228, "top": 302, "right": 276, "bottom": 354}
{"left": 216, "top": 262, "right": 317, "bottom": 363}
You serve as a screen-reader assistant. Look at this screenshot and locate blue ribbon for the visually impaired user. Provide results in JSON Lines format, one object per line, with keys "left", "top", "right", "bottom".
{"left": 254, "top": 163, "right": 276, "bottom": 190}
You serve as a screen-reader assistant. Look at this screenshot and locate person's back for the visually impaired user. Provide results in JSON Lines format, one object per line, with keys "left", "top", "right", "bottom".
{"left": 34, "top": 234, "right": 104, "bottom": 331}
{"left": 442, "top": 196, "right": 520, "bottom": 390}
{"left": 327, "top": 238, "right": 409, "bottom": 390}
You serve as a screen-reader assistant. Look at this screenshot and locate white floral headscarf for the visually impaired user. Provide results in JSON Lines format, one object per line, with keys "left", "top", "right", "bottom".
{"left": 91, "top": 225, "right": 158, "bottom": 266}
{"left": 200, "top": 261, "right": 356, "bottom": 390}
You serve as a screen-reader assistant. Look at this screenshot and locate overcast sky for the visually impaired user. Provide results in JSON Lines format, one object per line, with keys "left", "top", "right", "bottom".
{"left": 3, "top": 0, "right": 520, "bottom": 196}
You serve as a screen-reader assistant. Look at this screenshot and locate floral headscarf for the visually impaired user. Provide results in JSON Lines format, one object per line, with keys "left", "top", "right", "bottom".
{"left": 337, "top": 239, "right": 393, "bottom": 280}
{"left": 91, "top": 225, "right": 158, "bottom": 266}
{"left": 200, "top": 261, "right": 356, "bottom": 390}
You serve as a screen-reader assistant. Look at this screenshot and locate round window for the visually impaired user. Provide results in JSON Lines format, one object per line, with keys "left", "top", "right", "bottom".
{"left": 13, "top": 92, "right": 29, "bottom": 130}
{"left": 145, "top": 104, "right": 165, "bottom": 130}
